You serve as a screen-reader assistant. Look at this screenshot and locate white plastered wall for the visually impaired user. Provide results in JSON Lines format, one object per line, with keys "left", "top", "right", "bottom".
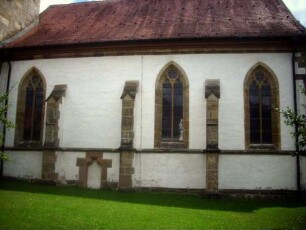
{"left": 134, "top": 53, "right": 295, "bottom": 150}
{"left": 133, "top": 153, "right": 206, "bottom": 189}
{"left": 103, "top": 152, "right": 120, "bottom": 183}
{"left": 5, "top": 56, "right": 142, "bottom": 148}
{"left": 219, "top": 155, "right": 297, "bottom": 190}
{"left": 3, "top": 151, "right": 43, "bottom": 179}
{"left": 55, "top": 151, "right": 85, "bottom": 183}
{"left": 5, "top": 53, "right": 295, "bottom": 150}
{"left": 2, "top": 53, "right": 298, "bottom": 190}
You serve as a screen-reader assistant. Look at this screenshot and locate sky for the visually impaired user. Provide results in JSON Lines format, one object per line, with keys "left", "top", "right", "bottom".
{"left": 40, "top": 0, "right": 306, "bottom": 27}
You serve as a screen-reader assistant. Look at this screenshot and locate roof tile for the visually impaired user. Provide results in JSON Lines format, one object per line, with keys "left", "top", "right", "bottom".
{"left": 4, "top": 0, "right": 306, "bottom": 48}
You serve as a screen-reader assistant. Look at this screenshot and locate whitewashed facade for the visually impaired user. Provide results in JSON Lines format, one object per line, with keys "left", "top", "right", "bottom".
{"left": 1, "top": 0, "right": 306, "bottom": 197}
{"left": 1, "top": 53, "right": 305, "bottom": 192}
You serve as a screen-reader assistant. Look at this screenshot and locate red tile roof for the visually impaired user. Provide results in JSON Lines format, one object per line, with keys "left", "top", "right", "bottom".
{"left": 4, "top": 0, "right": 306, "bottom": 48}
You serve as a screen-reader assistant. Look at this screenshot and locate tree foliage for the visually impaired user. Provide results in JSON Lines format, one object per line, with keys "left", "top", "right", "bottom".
{"left": 277, "top": 86, "right": 306, "bottom": 154}
{"left": 0, "top": 93, "right": 14, "bottom": 160}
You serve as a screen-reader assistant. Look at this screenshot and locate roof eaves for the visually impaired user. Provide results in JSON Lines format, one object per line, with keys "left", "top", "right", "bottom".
{"left": 2, "top": 33, "right": 306, "bottom": 50}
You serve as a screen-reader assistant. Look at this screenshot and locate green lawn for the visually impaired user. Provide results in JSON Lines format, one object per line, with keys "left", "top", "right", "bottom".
{"left": 0, "top": 180, "right": 305, "bottom": 230}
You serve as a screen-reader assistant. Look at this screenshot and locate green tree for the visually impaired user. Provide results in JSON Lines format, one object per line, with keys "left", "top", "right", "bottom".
{"left": 0, "top": 93, "right": 14, "bottom": 160}
{"left": 277, "top": 86, "right": 306, "bottom": 154}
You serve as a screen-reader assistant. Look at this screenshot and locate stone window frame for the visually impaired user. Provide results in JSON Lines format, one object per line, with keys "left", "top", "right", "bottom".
{"left": 14, "top": 67, "right": 46, "bottom": 148}
{"left": 244, "top": 62, "right": 280, "bottom": 150}
{"left": 154, "top": 61, "right": 189, "bottom": 149}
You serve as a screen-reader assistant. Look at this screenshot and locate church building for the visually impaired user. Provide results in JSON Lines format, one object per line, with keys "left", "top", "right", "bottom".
{"left": 1, "top": 0, "right": 306, "bottom": 197}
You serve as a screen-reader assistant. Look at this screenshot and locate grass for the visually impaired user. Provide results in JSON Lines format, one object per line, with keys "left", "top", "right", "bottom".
{"left": 0, "top": 180, "right": 305, "bottom": 230}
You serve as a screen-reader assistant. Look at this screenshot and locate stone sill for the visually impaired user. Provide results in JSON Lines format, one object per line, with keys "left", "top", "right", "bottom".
{"left": 160, "top": 141, "right": 187, "bottom": 149}
{"left": 247, "top": 144, "right": 277, "bottom": 150}
{"left": 4, "top": 146, "right": 301, "bottom": 155}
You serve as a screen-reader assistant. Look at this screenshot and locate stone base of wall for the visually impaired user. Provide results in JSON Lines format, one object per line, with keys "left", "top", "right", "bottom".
{"left": 119, "top": 151, "right": 134, "bottom": 189}
{"left": 2, "top": 176, "right": 57, "bottom": 185}
{"left": 133, "top": 187, "right": 303, "bottom": 200}
{"left": 2, "top": 176, "right": 304, "bottom": 200}
{"left": 56, "top": 179, "right": 118, "bottom": 189}
{"left": 42, "top": 151, "right": 58, "bottom": 181}
{"left": 217, "top": 189, "right": 302, "bottom": 200}
{"left": 206, "top": 154, "right": 219, "bottom": 191}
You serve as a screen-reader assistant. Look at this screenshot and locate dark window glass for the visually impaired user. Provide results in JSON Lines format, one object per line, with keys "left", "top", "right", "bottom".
{"left": 250, "top": 131, "right": 260, "bottom": 143}
{"left": 249, "top": 70, "right": 272, "bottom": 144}
{"left": 168, "top": 69, "right": 178, "bottom": 79}
{"left": 33, "top": 87, "right": 44, "bottom": 140}
{"left": 24, "top": 86, "right": 34, "bottom": 141}
{"left": 162, "top": 80, "right": 172, "bottom": 139}
{"left": 162, "top": 70, "right": 183, "bottom": 141}
{"left": 23, "top": 75, "right": 44, "bottom": 142}
{"left": 173, "top": 79, "right": 183, "bottom": 139}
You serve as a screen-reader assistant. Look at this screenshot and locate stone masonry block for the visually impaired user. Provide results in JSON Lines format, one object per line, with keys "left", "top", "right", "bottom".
{"left": 296, "top": 53, "right": 306, "bottom": 68}
{"left": 120, "top": 167, "right": 135, "bottom": 175}
{"left": 206, "top": 154, "right": 218, "bottom": 169}
{"left": 121, "top": 157, "right": 133, "bottom": 166}
{"left": 119, "top": 151, "right": 134, "bottom": 188}
{"left": 0, "top": 0, "right": 40, "bottom": 47}
{"left": 76, "top": 152, "right": 114, "bottom": 189}
{"left": 122, "top": 116, "right": 134, "bottom": 127}
{"left": 0, "top": 15, "right": 9, "bottom": 26}
{"left": 121, "top": 151, "right": 134, "bottom": 159}
{"left": 86, "top": 151, "right": 102, "bottom": 160}
{"left": 120, "top": 152, "right": 134, "bottom": 166}
{"left": 44, "top": 130, "right": 55, "bottom": 146}
{"left": 119, "top": 175, "right": 133, "bottom": 188}
{"left": 46, "top": 84, "right": 67, "bottom": 102}
{"left": 207, "top": 171, "right": 218, "bottom": 181}
{"left": 121, "top": 131, "right": 134, "bottom": 138}
{"left": 99, "top": 159, "right": 112, "bottom": 168}
{"left": 205, "top": 79, "right": 220, "bottom": 98}
{"left": 46, "top": 107, "right": 57, "bottom": 124}
{"left": 121, "top": 138, "right": 133, "bottom": 145}
{"left": 207, "top": 181, "right": 218, "bottom": 191}
{"left": 76, "top": 158, "right": 87, "bottom": 167}
{"left": 206, "top": 100, "right": 219, "bottom": 123}
{"left": 122, "top": 108, "right": 134, "bottom": 116}
{"left": 207, "top": 125, "right": 218, "bottom": 146}
{"left": 206, "top": 153, "right": 219, "bottom": 191}
{"left": 43, "top": 172, "right": 58, "bottom": 181}
{"left": 101, "top": 168, "right": 108, "bottom": 181}
{"left": 122, "top": 100, "right": 135, "bottom": 108}
{"left": 42, "top": 162, "right": 55, "bottom": 173}
{"left": 120, "top": 80, "right": 139, "bottom": 99}
{"left": 78, "top": 167, "right": 88, "bottom": 186}
{"left": 43, "top": 151, "right": 57, "bottom": 162}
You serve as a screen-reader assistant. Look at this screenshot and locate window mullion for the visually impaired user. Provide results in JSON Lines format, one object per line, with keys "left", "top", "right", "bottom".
{"left": 171, "top": 82, "right": 174, "bottom": 141}
{"left": 259, "top": 86, "right": 263, "bottom": 144}
{"left": 30, "top": 87, "right": 36, "bottom": 141}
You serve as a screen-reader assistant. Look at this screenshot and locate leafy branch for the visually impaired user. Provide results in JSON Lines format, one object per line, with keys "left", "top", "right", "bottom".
{"left": 276, "top": 86, "right": 306, "bottom": 155}
{"left": 0, "top": 93, "right": 14, "bottom": 161}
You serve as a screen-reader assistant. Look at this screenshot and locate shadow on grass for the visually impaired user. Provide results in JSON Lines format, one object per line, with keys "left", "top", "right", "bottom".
{"left": 0, "top": 179, "right": 304, "bottom": 213}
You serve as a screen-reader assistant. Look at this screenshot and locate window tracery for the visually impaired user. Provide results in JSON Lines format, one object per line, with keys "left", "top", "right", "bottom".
{"left": 15, "top": 68, "right": 46, "bottom": 147}
{"left": 154, "top": 63, "right": 189, "bottom": 148}
{"left": 244, "top": 64, "right": 280, "bottom": 149}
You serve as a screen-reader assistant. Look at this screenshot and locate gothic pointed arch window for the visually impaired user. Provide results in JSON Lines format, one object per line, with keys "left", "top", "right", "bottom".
{"left": 244, "top": 63, "right": 280, "bottom": 150}
{"left": 15, "top": 68, "right": 46, "bottom": 147}
{"left": 154, "top": 63, "right": 189, "bottom": 148}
